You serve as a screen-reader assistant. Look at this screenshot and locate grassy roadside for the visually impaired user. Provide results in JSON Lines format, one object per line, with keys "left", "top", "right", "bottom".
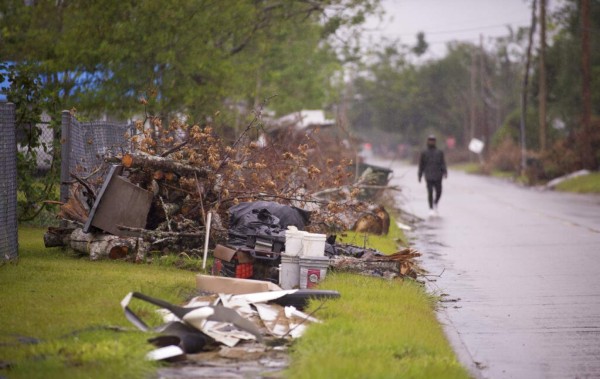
{"left": 288, "top": 220, "right": 469, "bottom": 379}
{"left": 2, "top": 225, "right": 468, "bottom": 379}
{"left": 450, "top": 162, "right": 481, "bottom": 174}
{"left": 288, "top": 274, "right": 468, "bottom": 379}
{"left": 338, "top": 216, "right": 408, "bottom": 253}
{"left": 451, "top": 162, "right": 524, "bottom": 182}
{"left": 0, "top": 227, "right": 195, "bottom": 379}
{"left": 555, "top": 172, "right": 600, "bottom": 193}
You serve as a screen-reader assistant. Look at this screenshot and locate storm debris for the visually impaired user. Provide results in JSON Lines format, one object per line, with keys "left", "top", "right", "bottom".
{"left": 45, "top": 111, "right": 394, "bottom": 261}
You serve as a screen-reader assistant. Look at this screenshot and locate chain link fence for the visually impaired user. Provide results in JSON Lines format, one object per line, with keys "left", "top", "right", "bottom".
{"left": 0, "top": 102, "right": 18, "bottom": 261}
{"left": 60, "top": 111, "right": 134, "bottom": 203}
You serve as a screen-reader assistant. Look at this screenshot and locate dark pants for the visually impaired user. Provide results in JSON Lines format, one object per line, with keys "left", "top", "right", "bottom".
{"left": 426, "top": 179, "right": 442, "bottom": 209}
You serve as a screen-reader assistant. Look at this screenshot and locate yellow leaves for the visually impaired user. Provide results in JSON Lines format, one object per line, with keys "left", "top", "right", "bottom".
{"left": 265, "top": 179, "right": 276, "bottom": 189}
{"left": 298, "top": 143, "right": 310, "bottom": 158}
{"left": 227, "top": 161, "right": 242, "bottom": 171}
{"left": 308, "top": 165, "right": 321, "bottom": 179}
{"left": 151, "top": 117, "right": 162, "bottom": 128}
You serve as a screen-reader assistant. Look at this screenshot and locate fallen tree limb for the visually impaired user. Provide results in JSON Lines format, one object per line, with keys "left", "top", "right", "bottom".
{"left": 329, "top": 248, "right": 421, "bottom": 279}
{"left": 329, "top": 256, "right": 402, "bottom": 280}
{"left": 44, "top": 226, "right": 75, "bottom": 248}
{"left": 107, "top": 153, "right": 208, "bottom": 178}
{"left": 116, "top": 225, "right": 205, "bottom": 240}
{"left": 69, "top": 228, "right": 145, "bottom": 260}
{"left": 160, "top": 139, "right": 189, "bottom": 157}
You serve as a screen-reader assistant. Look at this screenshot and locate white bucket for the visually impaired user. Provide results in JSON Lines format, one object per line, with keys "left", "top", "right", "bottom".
{"left": 301, "top": 233, "right": 326, "bottom": 257}
{"left": 284, "top": 228, "right": 306, "bottom": 257}
{"left": 299, "top": 256, "right": 329, "bottom": 289}
{"left": 279, "top": 255, "right": 300, "bottom": 289}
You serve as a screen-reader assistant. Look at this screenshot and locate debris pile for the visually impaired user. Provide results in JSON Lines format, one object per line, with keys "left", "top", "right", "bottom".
{"left": 122, "top": 278, "right": 340, "bottom": 361}
{"left": 46, "top": 112, "right": 397, "bottom": 261}
{"left": 329, "top": 247, "right": 422, "bottom": 280}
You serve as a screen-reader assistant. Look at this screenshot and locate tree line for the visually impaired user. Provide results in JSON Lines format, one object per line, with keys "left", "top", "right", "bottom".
{"left": 1, "top": 0, "right": 379, "bottom": 124}
{"left": 347, "top": 0, "right": 599, "bottom": 175}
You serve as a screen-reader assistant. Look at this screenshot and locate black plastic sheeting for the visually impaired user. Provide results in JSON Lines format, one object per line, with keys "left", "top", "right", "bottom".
{"left": 229, "top": 201, "right": 310, "bottom": 230}
{"left": 227, "top": 201, "right": 310, "bottom": 246}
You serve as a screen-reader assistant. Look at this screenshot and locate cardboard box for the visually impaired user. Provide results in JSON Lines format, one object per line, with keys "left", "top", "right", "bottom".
{"left": 196, "top": 275, "right": 281, "bottom": 294}
{"left": 214, "top": 244, "right": 253, "bottom": 263}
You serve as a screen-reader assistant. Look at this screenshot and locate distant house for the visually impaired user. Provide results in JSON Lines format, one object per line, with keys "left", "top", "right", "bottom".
{"left": 274, "top": 110, "right": 335, "bottom": 131}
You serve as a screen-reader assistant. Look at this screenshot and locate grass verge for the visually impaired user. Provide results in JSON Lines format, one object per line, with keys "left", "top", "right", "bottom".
{"left": 4, "top": 225, "right": 468, "bottom": 379}
{"left": 288, "top": 218, "right": 469, "bottom": 379}
{"left": 337, "top": 216, "right": 407, "bottom": 253}
{"left": 288, "top": 274, "right": 469, "bottom": 379}
{"left": 555, "top": 172, "right": 600, "bottom": 193}
{"left": 0, "top": 227, "right": 196, "bottom": 379}
{"left": 450, "top": 162, "right": 481, "bottom": 174}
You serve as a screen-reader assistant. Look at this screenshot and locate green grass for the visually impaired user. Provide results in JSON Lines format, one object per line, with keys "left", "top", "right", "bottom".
{"left": 490, "top": 169, "right": 515, "bottom": 179}
{"left": 450, "top": 162, "right": 481, "bottom": 174}
{"left": 555, "top": 172, "right": 600, "bottom": 193}
{"left": 288, "top": 274, "right": 469, "bottom": 379}
{"left": 337, "top": 216, "right": 407, "bottom": 254}
{"left": 0, "top": 227, "right": 196, "bottom": 379}
{"left": 3, "top": 226, "right": 468, "bottom": 379}
{"left": 288, "top": 218, "right": 469, "bottom": 379}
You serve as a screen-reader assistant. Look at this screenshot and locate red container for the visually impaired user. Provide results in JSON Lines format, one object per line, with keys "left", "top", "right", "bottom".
{"left": 215, "top": 258, "right": 254, "bottom": 279}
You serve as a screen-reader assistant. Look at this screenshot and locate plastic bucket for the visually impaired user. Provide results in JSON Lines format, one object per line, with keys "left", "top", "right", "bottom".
{"left": 301, "top": 233, "right": 326, "bottom": 257}
{"left": 279, "top": 255, "right": 300, "bottom": 289}
{"left": 299, "top": 256, "right": 329, "bottom": 289}
{"left": 284, "top": 229, "right": 306, "bottom": 257}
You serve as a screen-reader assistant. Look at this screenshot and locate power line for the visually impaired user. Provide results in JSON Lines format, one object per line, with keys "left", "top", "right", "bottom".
{"left": 364, "top": 20, "right": 531, "bottom": 37}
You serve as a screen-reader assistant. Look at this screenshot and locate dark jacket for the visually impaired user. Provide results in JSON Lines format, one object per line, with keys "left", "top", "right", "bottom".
{"left": 418, "top": 146, "right": 447, "bottom": 181}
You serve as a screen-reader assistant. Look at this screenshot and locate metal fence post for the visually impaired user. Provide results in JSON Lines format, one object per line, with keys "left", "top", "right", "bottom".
{"left": 60, "top": 110, "right": 72, "bottom": 205}
{"left": 0, "top": 102, "right": 18, "bottom": 261}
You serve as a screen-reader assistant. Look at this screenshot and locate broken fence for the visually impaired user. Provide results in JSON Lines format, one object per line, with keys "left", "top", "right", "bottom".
{"left": 59, "top": 111, "right": 134, "bottom": 204}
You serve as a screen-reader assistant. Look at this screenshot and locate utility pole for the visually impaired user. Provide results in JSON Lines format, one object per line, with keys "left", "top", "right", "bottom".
{"left": 520, "top": 0, "right": 537, "bottom": 173}
{"left": 539, "top": 0, "right": 547, "bottom": 152}
{"left": 581, "top": 0, "right": 593, "bottom": 168}
{"left": 479, "top": 34, "right": 489, "bottom": 159}
{"left": 469, "top": 48, "right": 477, "bottom": 149}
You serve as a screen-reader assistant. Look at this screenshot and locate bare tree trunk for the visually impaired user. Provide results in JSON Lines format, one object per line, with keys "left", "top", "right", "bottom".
{"left": 580, "top": 0, "right": 594, "bottom": 169}
{"left": 520, "top": 0, "right": 538, "bottom": 173}
{"left": 479, "top": 34, "right": 489, "bottom": 159}
{"left": 539, "top": 0, "right": 547, "bottom": 152}
{"left": 469, "top": 48, "right": 477, "bottom": 154}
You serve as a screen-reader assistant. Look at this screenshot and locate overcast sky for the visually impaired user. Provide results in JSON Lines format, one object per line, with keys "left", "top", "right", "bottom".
{"left": 363, "top": 0, "right": 554, "bottom": 58}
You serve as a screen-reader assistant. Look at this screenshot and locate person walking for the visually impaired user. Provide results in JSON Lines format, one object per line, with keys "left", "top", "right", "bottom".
{"left": 418, "top": 135, "right": 448, "bottom": 216}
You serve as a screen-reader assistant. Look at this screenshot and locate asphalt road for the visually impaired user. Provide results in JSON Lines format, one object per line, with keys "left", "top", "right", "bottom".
{"left": 374, "top": 159, "right": 600, "bottom": 379}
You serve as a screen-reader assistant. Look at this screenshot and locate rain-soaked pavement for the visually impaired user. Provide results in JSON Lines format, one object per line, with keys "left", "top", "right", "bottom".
{"left": 376, "top": 159, "right": 600, "bottom": 379}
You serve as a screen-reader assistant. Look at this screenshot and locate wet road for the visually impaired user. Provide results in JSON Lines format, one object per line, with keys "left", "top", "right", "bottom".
{"left": 377, "top": 159, "right": 600, "bottom": 379}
